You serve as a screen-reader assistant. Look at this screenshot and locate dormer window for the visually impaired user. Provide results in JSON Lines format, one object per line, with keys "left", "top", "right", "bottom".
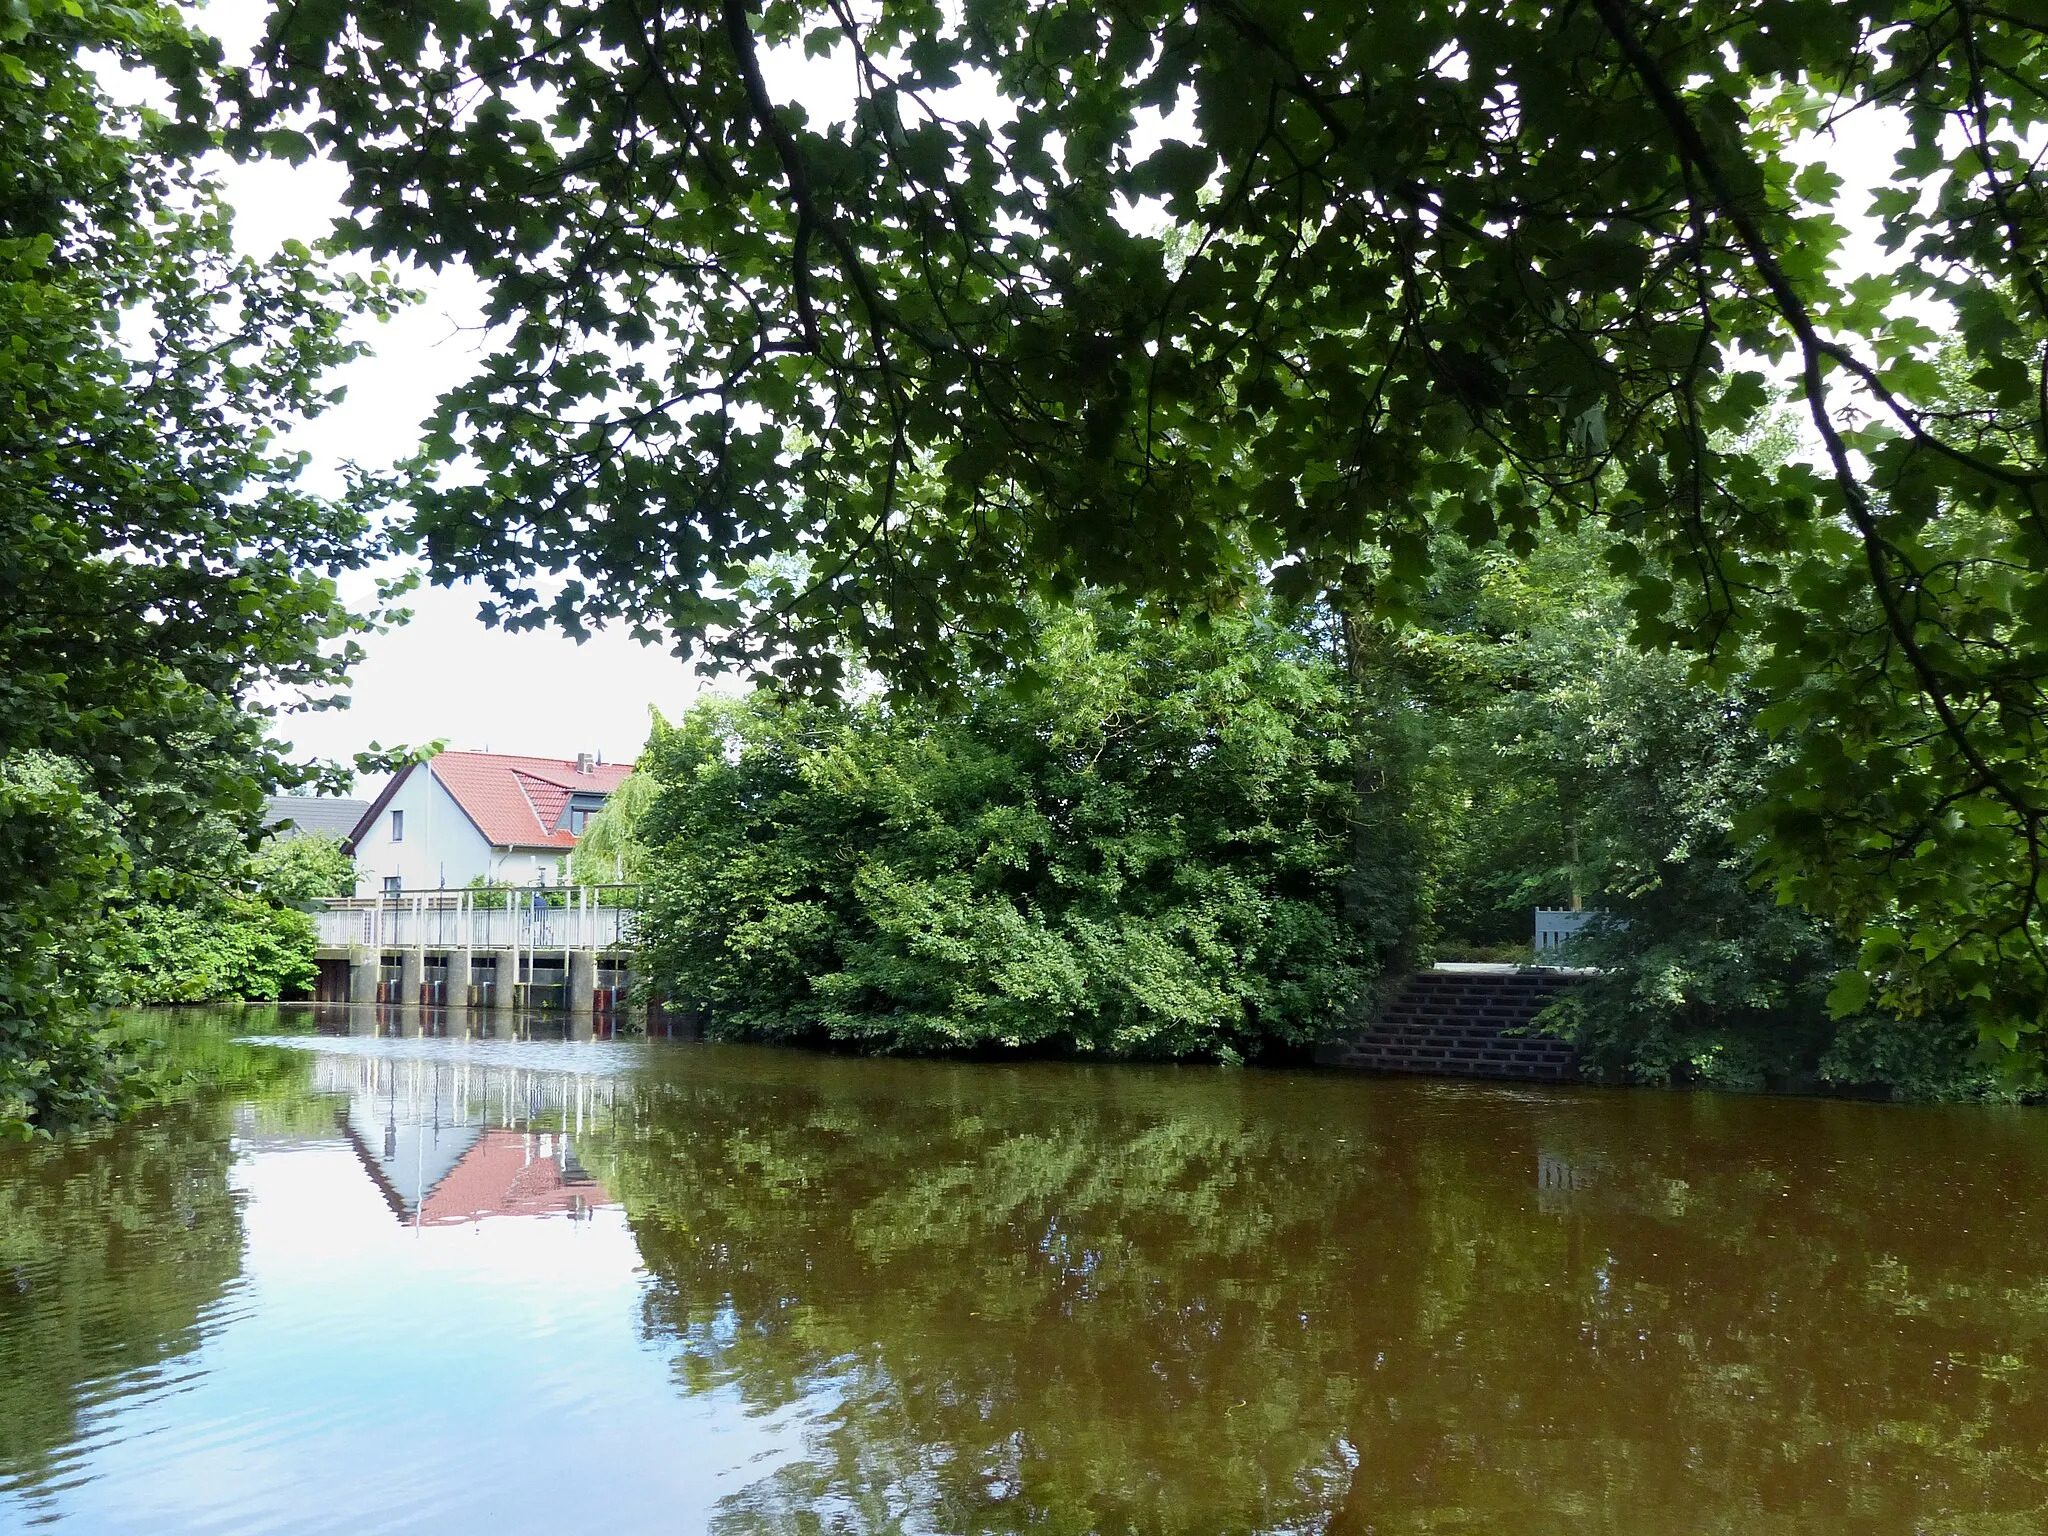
{"left": 558, "top": 791, "right": 606, "bottom": 836}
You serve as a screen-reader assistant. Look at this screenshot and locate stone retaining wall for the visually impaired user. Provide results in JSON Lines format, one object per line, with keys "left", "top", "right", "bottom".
{"left": 1316, "top": 968, "right": 1584, "bottom": 1082}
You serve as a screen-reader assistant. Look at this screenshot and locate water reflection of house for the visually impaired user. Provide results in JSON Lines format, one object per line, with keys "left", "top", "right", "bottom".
{"left": 422, "top": 1129, "right": 606, "bottom": 1223}
{"left": 338, "top": 1100, "right": 610, "bottom": 1226}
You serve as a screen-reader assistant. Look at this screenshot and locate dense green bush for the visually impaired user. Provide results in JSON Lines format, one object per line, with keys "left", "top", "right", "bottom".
{"left": 107, "top": 834, "right": 354, "bottom": 1007}
{"left": 0, "top": 755, "right": 136, "bottom": 1135}
{"left": 249, "top": 833, "right": 355, "bottom": 909}
{"left": 110, "top": 898, "right": 317, "bottom": 1007}
{"left": 638, "top": 603, "right": 1370, "bottom": 1061}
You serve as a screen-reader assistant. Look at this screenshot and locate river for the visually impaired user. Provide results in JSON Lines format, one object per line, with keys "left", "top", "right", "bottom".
{"left": 1, "top": 1004, "right": 2044, "bottom": 1533}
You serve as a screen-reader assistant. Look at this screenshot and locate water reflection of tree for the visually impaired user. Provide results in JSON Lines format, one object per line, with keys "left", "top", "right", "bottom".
{"left": 0, "top": 1012, "right": 318, "bottom": 1497}
{"left": 0, "top": 1100, "right": 241, "bottom": 1490}
{"left": 587, "top": 1055, "right": 2048, "bottom": 1534}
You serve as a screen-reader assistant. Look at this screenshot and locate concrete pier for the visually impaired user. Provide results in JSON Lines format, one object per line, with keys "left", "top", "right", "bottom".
{"left": 488, "top": 948, "right": 518, "bottom": 1010}
{"left": 568, "top": 951, "right": 597, "bottom": 1016}
{"left": 446, "top": 949, "right": 472, "bottom": 1007}
{"left": 349, "top": 946, "right": 379, "bottom": 1004}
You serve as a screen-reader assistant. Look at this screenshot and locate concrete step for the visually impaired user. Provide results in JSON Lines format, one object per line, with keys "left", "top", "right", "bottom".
{"left": 1318, "top": 968, "right": 1585, "bottom": 1083}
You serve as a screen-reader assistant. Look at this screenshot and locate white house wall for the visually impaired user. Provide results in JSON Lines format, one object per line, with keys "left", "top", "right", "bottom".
{"left": 350, "top": 766, "right": 497, "bottom": 894}
{"left": 351, "top": 766, "right": 575, "bottom": 895}
{"left": 485, "top": 848, "right": 571, "bottom": 885}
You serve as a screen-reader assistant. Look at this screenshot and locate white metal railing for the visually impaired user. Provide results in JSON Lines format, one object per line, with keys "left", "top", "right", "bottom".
{"left": 315, "top": 886, "right": 641, "bottom": 954}
{"left": 1533, "top": 908, "right": 1599, "bottom": 953}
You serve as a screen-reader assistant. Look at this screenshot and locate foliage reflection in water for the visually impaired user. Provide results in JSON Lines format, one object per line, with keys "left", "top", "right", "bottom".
{"left": 2, "top": 1005, "right": 2047, "bottom": 1533}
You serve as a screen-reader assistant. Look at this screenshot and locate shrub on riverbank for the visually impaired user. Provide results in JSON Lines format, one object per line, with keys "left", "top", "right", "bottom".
{"left": 107, "top": 833, "right": 355, "bottom": 1008}
{"left": 630, "top": 553, "right": 2008, "bottom": 1096}
{"left": 637, "top": 602, "right": 1371, "bottom": 1061}
{"left": 110, "top": 898, "right": 318, "bottom": 1007}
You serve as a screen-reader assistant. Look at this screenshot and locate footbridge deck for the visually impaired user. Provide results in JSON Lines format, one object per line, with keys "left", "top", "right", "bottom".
{"left": 313, "top": 886, "right": 643, "bottom": 1013}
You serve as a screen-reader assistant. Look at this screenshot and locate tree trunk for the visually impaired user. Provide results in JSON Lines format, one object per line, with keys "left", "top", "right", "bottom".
{"left": 1336, "top": 593, "right": 1428, "bottom": 975}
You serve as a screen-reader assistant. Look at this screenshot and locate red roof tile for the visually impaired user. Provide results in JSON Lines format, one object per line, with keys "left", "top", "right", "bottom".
{"left": 512, "top": 772, "right": 570, "bottom": 836}
{"left": 429, "top": 750, "right": 633, "bottom": 850}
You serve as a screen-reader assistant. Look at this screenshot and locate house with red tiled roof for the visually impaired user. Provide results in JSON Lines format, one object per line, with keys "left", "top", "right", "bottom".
{"left": 345, "top": 749, "right": 633, "bottom": 895}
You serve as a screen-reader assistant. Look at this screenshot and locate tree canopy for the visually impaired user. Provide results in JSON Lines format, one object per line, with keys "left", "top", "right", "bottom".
{"left": 224, "top": 0, "right": 2048, "bottom": 1045}
{"left": 1, "top": 0, "right": 400, "bottom": 1130}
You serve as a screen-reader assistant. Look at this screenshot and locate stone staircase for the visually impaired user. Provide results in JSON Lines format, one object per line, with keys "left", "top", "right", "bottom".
{"left": 1316, "top": 967, "right": 1584, "bottom": 1082}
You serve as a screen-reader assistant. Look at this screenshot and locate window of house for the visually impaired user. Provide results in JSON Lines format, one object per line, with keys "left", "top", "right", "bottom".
{"left": 382, "top": 875, "right": 402, "bottom": 898}
{"left": 567, "top": 808, "right": 591, "bottom": 835}
{"left": 390, "top": 808, "right": 404, "bottom": 842}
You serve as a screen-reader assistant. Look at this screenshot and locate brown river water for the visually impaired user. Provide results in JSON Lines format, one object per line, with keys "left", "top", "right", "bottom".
{"left": 2, "top": 1003, "right": 2045, "bottom": 1533}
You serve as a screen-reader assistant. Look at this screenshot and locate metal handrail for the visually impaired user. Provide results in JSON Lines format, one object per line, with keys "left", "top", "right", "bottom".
{"left": 315, "top": 885, "right": 644, "bottom": 953}
{"left": 321, "top": 883, "right": 644, "bottom": 907}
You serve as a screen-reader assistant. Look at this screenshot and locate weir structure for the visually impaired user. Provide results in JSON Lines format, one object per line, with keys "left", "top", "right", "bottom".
{"left": 315, "top": 894, "right": 1593, "bottom": 1075}
{"left": 313, "top": 885, "right": 643, "bottom": 1019}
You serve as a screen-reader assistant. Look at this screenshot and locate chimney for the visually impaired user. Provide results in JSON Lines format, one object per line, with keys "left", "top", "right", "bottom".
{"left": 575, "top": 752, "right": 595, "bottom": 775}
